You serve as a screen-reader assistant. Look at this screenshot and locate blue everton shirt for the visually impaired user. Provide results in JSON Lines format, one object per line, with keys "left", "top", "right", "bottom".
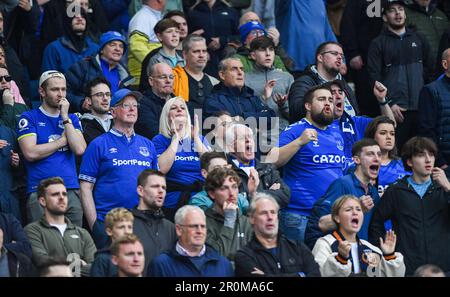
{"left": 335, "top": 113, "right": 372, "bottom": 161}
{"left": 277, "top": 118, "right": 345, "bottom": 216}
{"left": 17, "top": 107, "right": 82, "bottom": 194}
{"left": 152, "top": 134, "right": 208, "bottom": 208}
{"left": 79, "top": 129, "right": 158, "bottom": 222}
{"left": 378, "top": 159, "right": 410, "bottom": 196}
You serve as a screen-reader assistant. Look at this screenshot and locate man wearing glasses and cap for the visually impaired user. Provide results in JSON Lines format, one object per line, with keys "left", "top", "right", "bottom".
{"left": 17, "top": 70, "right": 86, "bottom": 226}
{"left": 79, "top": 88, "right": 158, "bottom": 248}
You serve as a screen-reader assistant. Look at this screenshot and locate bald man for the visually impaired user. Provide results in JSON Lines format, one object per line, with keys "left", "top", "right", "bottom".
{"left": 135, "top": 62, "right": 175, "bottom": 140}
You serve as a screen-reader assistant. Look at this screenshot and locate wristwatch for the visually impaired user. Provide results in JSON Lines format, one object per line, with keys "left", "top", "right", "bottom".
{"left": 62, "top": 118, "right": 72, "bottom": 125}
{"left": 379, "top": 98, "right": 392, "bottom": 106}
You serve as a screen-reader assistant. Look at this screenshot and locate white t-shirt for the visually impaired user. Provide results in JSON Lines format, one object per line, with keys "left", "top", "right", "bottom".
{"left": 50, "top": 223, "right": 67, "bottom": 237}
{"left": 350, "top": 242, "right": 360, "bottom": 274}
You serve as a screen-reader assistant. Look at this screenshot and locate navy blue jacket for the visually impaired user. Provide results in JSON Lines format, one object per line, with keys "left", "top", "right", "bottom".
{"left": 203, "top": 83, "right": 276, "bottom": 125}
{"left": 147, "top": 244, "right": 234, "bottom": 277}
{"left": 304, "top": 172, "right": 380, "bottom": 250}
{"left": 90, "top": 247, "right": 117, "bottom": 277}
{"left": 65, "top": 54, "right": 134, "bottom": 112}
{"left": 100, "top": 0, "right": 131, "bottom": 33}
{"left": 418, "top": 75, "right": 450, "bottom": 167}
{"left": 41, "top": 36, "right": 99, "bottom": 74}
{"left": 187, "top": 1, "right": 239, "bottom": 76}
{"left": 0, "top": 212, "right": 32, "bottom": 258}
{"left": 0, "top": 125, "right": 20, "bottom": 220}
{"left": 135, "top": 90, "right": 174, "bottom": 141}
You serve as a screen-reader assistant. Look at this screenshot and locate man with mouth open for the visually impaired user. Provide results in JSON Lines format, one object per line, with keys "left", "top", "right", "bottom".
{"left": 226, "top": 123, "right": 290, "bottom": 209}
{"left": 266, "top": 84, "right": 345, "bottom": 242}
{"left": 304, "top": 138, "right": 381, "bottom": 250}
{"left": 326, "top": 79, "right": 395, "bottom": 166}
{"left": 370, "top": 136, "right": 450, "bottom": 276}
{"left": 130, "top": 169, "right": 177, "bottom": 275}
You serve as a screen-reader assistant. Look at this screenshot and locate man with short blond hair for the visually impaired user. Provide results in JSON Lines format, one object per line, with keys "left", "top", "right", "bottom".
{"left": 111, "top": 234, "right": 145, "bottom": 277}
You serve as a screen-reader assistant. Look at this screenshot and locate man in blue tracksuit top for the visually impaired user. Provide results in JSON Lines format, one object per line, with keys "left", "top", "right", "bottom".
{"left": 267, "top": 84, "right": 345, "bottom": 242}
{"left": 327, "top": 79, "right": 395, "bottom": 169}
{"left": 304, "top": 138, "right": 381, "bottom": 250}
{"left": 79, "top": 88, "right": 158, "bottom": 248}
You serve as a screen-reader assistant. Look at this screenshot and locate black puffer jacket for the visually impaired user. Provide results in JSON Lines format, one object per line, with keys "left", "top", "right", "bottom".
{"left": 235, "top": 233, "right": 321, "bottom": 277}
{"left": 287, "top": 64, "right": 359, "bottom": 123}
{"left": 369, "top": 177, "right": 450, "bottom": 276}
{"left": 130, "top": 208, "right": 177, "bottom": 275}
{"left": 367, "top": 27, "right": 433, "bottom": 110}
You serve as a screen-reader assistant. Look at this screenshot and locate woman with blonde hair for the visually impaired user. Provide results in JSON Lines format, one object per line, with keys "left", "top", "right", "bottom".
{"left": 312, "top": 195, "right": 405, "bottom": 277}
{"left": 152, "top": 96, "right": 210, "bottom": 221}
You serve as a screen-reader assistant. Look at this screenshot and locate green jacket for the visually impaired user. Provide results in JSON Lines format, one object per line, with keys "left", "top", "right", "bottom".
{"left": 24, "top": 217, "right": 96, "bottom": 276}
{"left": 205, "top": 207, "right": 253, "bottom": 262}
{"left": 406, "top": 3, "right": 449, "bottom": 63}
{"left": 1, "top": 103, "right": 28, "bottom": 130}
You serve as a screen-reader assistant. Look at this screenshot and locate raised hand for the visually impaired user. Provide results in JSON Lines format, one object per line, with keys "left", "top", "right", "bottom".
{"left": 10, "top": 150, "right": 19, "bottom": 167}
{"left": 338, "top": 240, "right": 351, "bottom": 259}
{"left": 379, "top": 230, "right": 397, "bottom": 255}
{"left": 432, "top": 167, "right": 450, "bottom": 192}
{"left": 263, "top": 79, "right": 277, "bottom": 102}
{"left": 2, "top": 88, "right": 14, "bottom": 105}
{"left": 59, "top": 98, "right": 70, "bottom": 120}
{"left": 360, "top": 195, "right": 374, "bottom": 213}
{"left": 248, "top": 168, "right": 260, "bottom": 197}
{"left": 0, "top": 139, "right": 9, "bottom": 149}
{"left": 273, "top": 93, "right": 288, "bottom": 107}
{"left": 373, "top": 81, "right": 387, "bottom": 102}
{"left": 297, "top": 128, "right": 317, "bottom": 147}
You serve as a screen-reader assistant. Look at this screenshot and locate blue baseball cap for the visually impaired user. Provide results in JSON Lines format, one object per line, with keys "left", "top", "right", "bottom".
{"left": 110, "top": 88, "right": 142, "bottom": 107}
{"left": 98, "top": 31, "right": 127, "bottom": 53}
{"left": 239, "top": 21, "right": 266, "bottom": 44}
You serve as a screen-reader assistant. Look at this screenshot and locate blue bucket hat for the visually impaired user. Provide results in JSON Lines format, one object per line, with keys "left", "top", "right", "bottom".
{"left": 111, "top": 88, "right": 142, "bottom": 107}
{"left": 98, "top": 31, "right": 127, "bottom": 53}
{"left": 239, "top": 21, "right": 266, "bottom": 44}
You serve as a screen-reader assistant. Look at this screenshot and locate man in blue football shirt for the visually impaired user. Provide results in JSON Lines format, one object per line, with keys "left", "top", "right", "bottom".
{"left": 17, "top": 70, "right": 86, "bottom": 226}
{"left": 79, "top": 88, "right": 158, "bottom": 248}
{"left": 304, "top": 138, "right": 382, "bottom": 250}
{"left": 328, "top": 79, "right": 395, "bottom": 166}
{"left": 267, "top": 84, "right": 345, "bottom": 242}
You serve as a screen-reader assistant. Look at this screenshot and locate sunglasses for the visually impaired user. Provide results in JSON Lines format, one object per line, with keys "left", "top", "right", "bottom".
{"left": 0, "top": 75, "right": 12, "bottom": 82}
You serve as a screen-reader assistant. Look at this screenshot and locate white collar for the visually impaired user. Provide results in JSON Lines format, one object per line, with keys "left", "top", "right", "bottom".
{"left": 175, "top": 241, "right": 206, "bottom": 257}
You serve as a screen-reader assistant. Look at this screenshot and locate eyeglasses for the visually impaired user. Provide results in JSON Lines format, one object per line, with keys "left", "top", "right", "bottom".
{"left": 152, "top": 74, "right": 174, "bottom": 80}
{"left": 119, "top": 103, "right": 140, "bottom": 110}
{"left": 179, "top": 224, "right": 206, "bottom": 230}
{"left": 320, "top": 51, "right": 344, "bottom": 59}
{"left": 249, "top": 30, "right": 265, "bottom": 37}
{"left": 0, "top": 75, "right": 12, "bottom": 82}
{"left": 197, "top": 82, "right": 204, "bottom": 98}
{"left": 91, "top": 92, "right": 111, "bottom": 98}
